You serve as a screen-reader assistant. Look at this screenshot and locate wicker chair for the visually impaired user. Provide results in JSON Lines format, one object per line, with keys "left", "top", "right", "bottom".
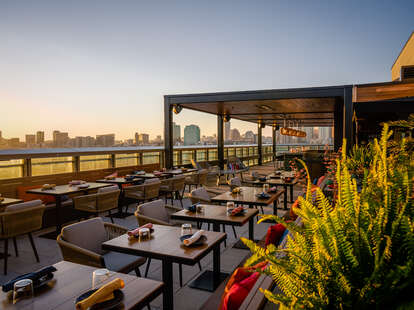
{"left": 73, "top": 185, "right": 120, "bottom": 223}
{"left": 124, "top": 178, "right": 161, "bottom": 204}
{"left": 57, "top": 217, "right": 146, "bottom": 276}
{"left": 134, "top": 199, "right": 201, "bottom": 286}
{"left": 0, "top": 200, "right": 46, "bottom": 274}
{"left": 160, "top": 175, "right": 185, "bottom": 208}
{"left": 184, "top": 169, "right": 208, "bottom": 193}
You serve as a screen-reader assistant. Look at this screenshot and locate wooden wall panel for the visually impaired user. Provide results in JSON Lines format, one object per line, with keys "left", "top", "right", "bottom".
{"left": 392, "top": 32, "right": 414, "bottom": 81}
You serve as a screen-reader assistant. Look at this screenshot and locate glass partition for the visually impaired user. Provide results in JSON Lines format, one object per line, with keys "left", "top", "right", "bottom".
{"left": 116, "top": 153, "right": 138, "bottom": 167}
{"left": 80, "top": 155, "right": 110, "bottom": 171}
{"left": 142, "top": 152, "right": 160, "bottom": 165}
{"left": 0, "top": 159, "right": 24, "bottom": 179}
{"left": 32, "top": 157, "right": 73, "bottom": 176}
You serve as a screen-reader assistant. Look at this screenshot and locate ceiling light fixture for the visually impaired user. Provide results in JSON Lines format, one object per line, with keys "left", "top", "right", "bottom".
{"left": 172, "top": 104, "right": 183, "bottom": 114}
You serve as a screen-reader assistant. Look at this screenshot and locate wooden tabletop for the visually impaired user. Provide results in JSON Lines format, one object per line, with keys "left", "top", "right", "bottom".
{"left": 244, "top": 178, "right": 298, "bottom": 186}
{"left": 102, "top": 224, "right": 226, "bottom": 265}
{"left": 0, "top": 261, "right": 164, "bottom": 310}
{"left": 161, "top": 168, "right": 197, "bottom": 175}
{"left": 26, "top": 182, "right": 112, "bottom": 196}
{"left": 211, "top": 186, "right": 282, "bottom": 206}
{"left": 96, "top": 177, "right": 144, "bottom": 185}
{"left": 171, "top": 205, "right": 258, "bottom": 226}
{"left": 0, "top": 198, "right": 23, "bottom": 207}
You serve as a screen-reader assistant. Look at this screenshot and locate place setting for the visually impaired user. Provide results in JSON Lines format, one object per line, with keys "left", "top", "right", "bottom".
{"left": 180, "top": 224, "right": 207, "bottom": 248}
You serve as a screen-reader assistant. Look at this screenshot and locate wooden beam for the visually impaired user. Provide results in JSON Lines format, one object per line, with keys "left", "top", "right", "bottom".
{"left": 353, "top": 81, "right": 414, "bottom": 103}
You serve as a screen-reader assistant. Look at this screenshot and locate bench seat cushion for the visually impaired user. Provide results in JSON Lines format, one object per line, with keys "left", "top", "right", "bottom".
{"left": 103, "top": 251, "right": 146, "bottom": 273}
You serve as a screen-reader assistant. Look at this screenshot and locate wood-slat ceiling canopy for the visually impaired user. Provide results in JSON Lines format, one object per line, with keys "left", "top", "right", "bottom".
{"left": 166, "top": 86, "right": 352, "bottom": 127}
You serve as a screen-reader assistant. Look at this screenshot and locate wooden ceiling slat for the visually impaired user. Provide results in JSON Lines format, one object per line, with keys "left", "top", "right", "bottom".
{"left": 353, "top": 81, "right": 414, "bottom": 103}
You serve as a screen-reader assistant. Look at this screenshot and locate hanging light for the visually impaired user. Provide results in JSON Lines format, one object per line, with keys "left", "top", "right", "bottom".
{"left": 223, "top": 114, "right": 231, "bottom": 122}
{"left": 172, "top": 104, "right": 183, "bottom": 114}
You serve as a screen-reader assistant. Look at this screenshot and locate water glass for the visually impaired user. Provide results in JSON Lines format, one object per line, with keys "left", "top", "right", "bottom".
{"left": 181, "top": 223, "right": 192, "bottom": 236}
{"left": 226, "top": 201, "right": 235, "bottom": 214}
{"left": 138, "top": 227, "right": 150, "bottom": 242}
{"left": 263, "top": 184, "right": 270, "bottom": 192}
{"left": 92, "top": 268, "right": 110, "bottom": 289}
{"left": 13, "top": 279, "right": 33, "bottom": 304}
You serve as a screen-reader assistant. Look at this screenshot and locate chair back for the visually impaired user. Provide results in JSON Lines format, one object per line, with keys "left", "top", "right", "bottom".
{"left": 143, "top": 180, "right": 161, "bottom": 200}
{"left": 1, "top": 200, "right": 45, "bottom": 237}
{"left": 136, "top": 199, "right": 169, "bottom": 225}
{"left": 97, "top": 188, "right": 120, "bottom": 212}
{"left": 198, "top": 169, "right": 208, "bottom": 185}
{"left": 61, "top": 217, "right": 108, "bottom": 255}
{"left": 172, "top": 176, "right": 185, "bottom": 191}
{"left": 190, "top": 187, "right": 211, "bottom": 204}
{"left": 73, "top": 193, "right": 97, "bottom": 212}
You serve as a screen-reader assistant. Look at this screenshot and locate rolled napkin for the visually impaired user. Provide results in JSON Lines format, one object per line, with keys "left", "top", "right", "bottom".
{"left": 127, "top": 223, "right": 153, "bottom": 237}
{"left": 69, "top": 180, "right": 85, "bottom": 186}
{"left": 183, "top": 230, "right": 205, "bottom": 246}
{"left": 41, "top": 184, "right": 56, "bottom": 190}
{"left": 2, "top": 266, "right": 57, "bottom": 292}
{"left": 231, "top": 206, "right": 244, "bottom": 216}
{"left": 76, "top": 278, "right": 125, "bottom": 310}
{"left": 269, "top": 186, "right": 277, "bottom": 192}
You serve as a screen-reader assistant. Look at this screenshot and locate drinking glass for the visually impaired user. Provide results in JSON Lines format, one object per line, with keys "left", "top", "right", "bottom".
{"left": 92, "top": 268, "right": 110, "bottom": 290}
{"left": 181, "top": 223, "right": 192, "bottom": 236}
{"left": 263, "top": 184, "right": 270, "bottom": 192}
{"left": 226, "top": 201, "right": 235, "bottom": 215}
{"left": 13, "top": 279, "right": 33, "bottom": 304}
{"left": 138, "top": 227, "right": 150, "bottom": 242}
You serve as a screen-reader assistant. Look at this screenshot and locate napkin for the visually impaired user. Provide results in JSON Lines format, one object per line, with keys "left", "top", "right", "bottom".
{"left": 231, "top": 206, "right": 244, "bottom": 215}
{"left": 127, "top": 223, "right": 153, "bottom": 236}
{"left": 183, "top": 230, "right": 205, "bottom": 246}
{"left": 41, "top": 184, "right": 56, "bottom": 190}
{"left": 76, "top": 278, "right": 125, "bottom": 310}
{"left": 69, "top": 180, "right": 85, "bottom": 186}
{"left": 2, "top": 266, "right": 57, "bottom": 292}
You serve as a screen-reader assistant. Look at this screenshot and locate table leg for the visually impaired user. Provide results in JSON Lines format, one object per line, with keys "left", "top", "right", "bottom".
{"left": 212, "top": 222, "right": 220, "bottom": 232}
{"left": 290, "top": 184, "right": 294, "bottom": 203}
{"left": 162, "top": 259, "right": 174, "bottom": 310}
{"left": 55, "top": 196, "right": 62, "bottom": 236}
{"left": 213, "top": 243, "right": 221, "bottom": 288}
{"left": 111, "top": 184, "right": 134, "bottom": 218}
{"left": 248, "top": 217, "right": 254, "bottom": 241}
{"left": 273, "top": 199, "right": 278, "bottom": 215}
{"left": 284, "top": 186, "right": 288, "bottom": 210}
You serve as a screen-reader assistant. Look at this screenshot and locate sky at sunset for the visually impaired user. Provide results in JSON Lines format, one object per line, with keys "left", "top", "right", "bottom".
{"left": 1, "top": 0, "right": 413, "bottom": 141}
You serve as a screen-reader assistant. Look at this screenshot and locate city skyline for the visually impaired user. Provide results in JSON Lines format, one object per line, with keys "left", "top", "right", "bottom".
{"left": 1, "top": 1, "right": 413, "bottom": 140}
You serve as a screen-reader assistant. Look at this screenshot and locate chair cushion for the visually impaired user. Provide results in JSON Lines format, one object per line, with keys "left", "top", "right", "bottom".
{"left": 103, "top": 251, "right": 146, "bottom": 273}
{"left": 219, "top": 261, "right": 267, "bottom": 310}
{"left": 6, "top": 199, "right": 43, "bottom": 212}
{"left": 138, "top": 199, "right": 169, "bottom": 223}
{"left": 230, "top": 177, "right": 241, "bottom": 187}
{"left": 265, "top": 224, "right": 286, "bottom": 247}
{"left": 61, "top": 217, "right": 108, "bottom": 255}
{"left": 191, "top": 187, "right": 211, "bottom": 202}
{"left": 144, "top": 178, "right": 160, "bottom": 184}
{"left": 98, "top": 185, "right": 119, "bottom": 193}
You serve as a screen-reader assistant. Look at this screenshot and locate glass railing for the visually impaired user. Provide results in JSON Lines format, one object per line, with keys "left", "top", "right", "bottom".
{"left": 0, "top": 144, "right": 331, "bottom": 179}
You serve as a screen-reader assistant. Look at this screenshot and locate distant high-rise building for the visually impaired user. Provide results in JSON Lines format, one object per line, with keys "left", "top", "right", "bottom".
{"left": 184, "top": 125, "right": 200, "bottom": 145}
{"left": 53, "top": 130, "right": 69, "bottom": 147}
{"left": 96, "top": 134, "right": 115, "bottom": 147}
{"left": 36, "top": 131, "right": 44, "bottom": 144}
{"left": 230, "top": 128, "right": 241, "bottom": 141}
{"left": 224, "top": 122, "right": 231, "bottom": 141}
{"left": 138, "top": 134, "right": 149, "bottom": 145}
{"left": 173, "top": 122, "right": 181, "bottom": 143}
{"left": 8, "top": 138, "right": 20, "bottom": 148}
{"left": 25, "top": 134, "right": 36, "bottom": 145}
{"left": 134, "top": 132, "right": 139, "bottom": 145}
{"left": 244, "top": 131, "right": 255, "bottom": 143}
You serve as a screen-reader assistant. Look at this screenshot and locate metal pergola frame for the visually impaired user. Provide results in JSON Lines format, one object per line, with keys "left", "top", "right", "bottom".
{"left": 163, "top": 85, "right": 354, "bottom": 169}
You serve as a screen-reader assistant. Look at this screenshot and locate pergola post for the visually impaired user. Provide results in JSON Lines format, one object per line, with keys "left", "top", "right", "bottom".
{"left": 272, "top": 126, "right": 277, "bottom": 161}
{"left": 343, "top": 86, "right": 354, "bottom": 153}
{"left": 334, "top": 98, "right": 343, "bottom": 151}
{"left": 217, "top": 115, "right": 224, "bottom": 170}
{"left": 164, "top": 96, "right": 173, "bottom": 169}
{"left": 258, "top": 123, "right": 263, "bottom": 165}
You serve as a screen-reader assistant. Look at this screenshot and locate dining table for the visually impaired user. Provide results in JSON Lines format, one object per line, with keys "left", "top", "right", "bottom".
{"left": 211, "top": 186, "right": 285, "bottom": 215}
{"left": 102, "top": 224, "right": 227, "bottom": 310}
{"left": 243, "top": 177, "right": 298, "bottom": 209}
{"left": 0, "top": 197, "right": 23, "bottom": 209}
{"left": 171, "top": 205, "right": 259, "bottom": 248}
{"left": 0, "top": 261, "right": 164, "bottom": 310}
{"left": 26, "top": 182, "right": 112, "bottom": 239}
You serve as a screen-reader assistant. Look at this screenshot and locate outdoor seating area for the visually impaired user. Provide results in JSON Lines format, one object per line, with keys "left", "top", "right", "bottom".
{"left": 0, "top": 161, "right": 304, "bottom": 309}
